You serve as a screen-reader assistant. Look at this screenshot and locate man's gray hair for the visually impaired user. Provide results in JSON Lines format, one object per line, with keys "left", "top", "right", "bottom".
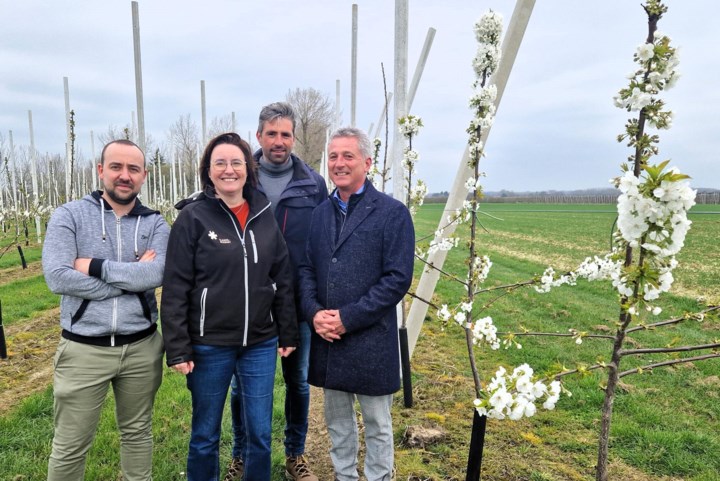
{"left": 257, "top": 102, "right": 296, "bottom": 134}
{"left": 329, "top": 127, "right": 372, "bottom": 159}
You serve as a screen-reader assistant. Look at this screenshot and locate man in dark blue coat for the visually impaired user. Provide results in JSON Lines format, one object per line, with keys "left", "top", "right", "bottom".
{"left": 299, "top": 127, "right": 415, "bottom": 481}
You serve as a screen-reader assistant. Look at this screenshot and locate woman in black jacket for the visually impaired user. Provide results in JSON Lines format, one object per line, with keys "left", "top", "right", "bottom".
{"left": 161, "top": 132, "right": 298, "bottom": 481}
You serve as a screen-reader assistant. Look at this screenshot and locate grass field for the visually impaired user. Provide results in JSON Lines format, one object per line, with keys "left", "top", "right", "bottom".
{"left": 0, "top": 203, "right": 718, "bottom": 480}
{"left": 404, "top": 203, "right": 720, "bottom": 480}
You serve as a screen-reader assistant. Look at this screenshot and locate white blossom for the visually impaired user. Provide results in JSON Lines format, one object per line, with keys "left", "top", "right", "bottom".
{"left": 636, "top": 42, "right": 655, "bottom": 62}
{"left": 475, "top": 364, "right": 563, "bottom": 420}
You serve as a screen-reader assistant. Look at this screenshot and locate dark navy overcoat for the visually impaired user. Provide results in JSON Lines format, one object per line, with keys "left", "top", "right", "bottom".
{"left": 298, "top": 181, "right": 415, "bottom": 395}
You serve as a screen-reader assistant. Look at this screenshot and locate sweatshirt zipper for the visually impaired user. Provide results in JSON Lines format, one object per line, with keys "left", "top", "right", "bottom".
{"left": 222, "top": 202, "right": 270, "bottom": 346}
{"left": 111, "top": 215, "right": 122, "bottom": 346}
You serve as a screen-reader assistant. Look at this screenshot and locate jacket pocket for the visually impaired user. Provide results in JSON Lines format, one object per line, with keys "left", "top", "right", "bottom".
{"left": 249, "top": 230, "right": 258, "bottom": 264}
{"left": 70, "top": 299, "right": 91, "bottom": 325}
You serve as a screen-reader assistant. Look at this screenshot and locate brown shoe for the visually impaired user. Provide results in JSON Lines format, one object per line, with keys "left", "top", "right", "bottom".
{"left": 285, "top": 455, "right": 319, "bottom": 481}
{"left": 223, "top": 457, "right": 244, "bottom": 481}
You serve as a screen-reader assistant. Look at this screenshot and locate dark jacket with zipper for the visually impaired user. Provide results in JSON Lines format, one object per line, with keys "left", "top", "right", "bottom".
{"left": 160, "top": 186, "right": 298, "bottom": 367}
{"left": 254, "top": 150, "right": 328, "bottom": 284}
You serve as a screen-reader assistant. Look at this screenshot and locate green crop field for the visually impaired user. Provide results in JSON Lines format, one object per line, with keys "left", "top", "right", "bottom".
{"left": 1, "top": 203, "right": 718, "bottom": 480}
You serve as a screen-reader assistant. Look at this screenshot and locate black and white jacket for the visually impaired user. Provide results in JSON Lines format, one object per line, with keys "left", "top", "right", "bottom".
{"left": 160, "top": 186, "right": 298, "bottom": 366}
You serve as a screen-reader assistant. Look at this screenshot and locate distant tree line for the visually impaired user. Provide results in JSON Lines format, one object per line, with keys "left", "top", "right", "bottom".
{"left": 423, "top": 188, "right": 720, "bottom": 205}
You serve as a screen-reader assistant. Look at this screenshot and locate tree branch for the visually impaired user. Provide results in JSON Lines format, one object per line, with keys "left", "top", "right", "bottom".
{"left": 474, "top": 279, "right": 535, "bottom": 295}
{"left": 414, "top": 253, "right": 469, "bottom": 288}
{"left": 406, "top": 291, "right": 438, "bottom": 311}
{"left": 619, "top": 353, "right": 720, "bottom": 378}
{"left": 626, "top": 305, "right": 720, "bottom": 333}
{"left": 619, "top": 342, "right": 720, "bottom": 356}
{"left": 554, "top": 363, "right": 607, "bottom": 380}
{"left": 498, "top": 331, "right": 615, "bottom": 340}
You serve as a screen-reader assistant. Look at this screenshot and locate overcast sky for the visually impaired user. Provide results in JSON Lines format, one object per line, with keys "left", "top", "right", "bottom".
{"left": 1, "top": 0, "right": 717, "bottom": 194}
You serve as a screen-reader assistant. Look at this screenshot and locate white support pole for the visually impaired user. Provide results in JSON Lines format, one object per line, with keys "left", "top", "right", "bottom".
{"left": 392, "top": 0, "right": 408, "bottom": 199}
{"left": 350, "top": 4, "right": 358, "bottom": 127}
{"left": 170, "top": 152, "right": 177, "bottom": 204}
{"left": 131, "top": 1, "right": 148, "bottom": 200}
{"left": 80, "top": 161, "right": 86, "bottom": 195}
{"left": 90, "top": 130, "right": 97, "bottom": 191}
{"left": 408, "top": 28, "right": 436, "bottom": 109}
{"left": 28, "top": 111, "right": 42, "bottom": 243}
{"left": 178, "top": 153, "right": 185, "bottom": 199}
{"left": 201, "top": 80, "right": 207, "bottom": 147}
{"left": 8, "top": 131, "right": 18, "bottom": 210}
{"left": 322, "top": 129, "right": 330, "bottom": 189}
{"left": 335, "top": 80, "right": 341, "bottom": 129}
{"left": 405, "top": 0, "right": 537, "bottom": 356}
{"left": 231, "top": 112, "right": 236, "bottom": 133}
{"left": 63, "top": 77, "right": 72, "bottom": 201}
{"left": 192, "top": 145, "right": 198, "bottom": 194}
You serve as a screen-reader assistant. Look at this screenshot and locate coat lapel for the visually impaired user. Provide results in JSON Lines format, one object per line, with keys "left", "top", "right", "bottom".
{"left": 334, "top": 187, "right": 377, "bottom": 251}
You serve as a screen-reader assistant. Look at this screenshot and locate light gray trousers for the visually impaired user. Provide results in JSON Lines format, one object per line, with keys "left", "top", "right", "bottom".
{"left": 323, "top": 389, "right": 394, "bottom": 481}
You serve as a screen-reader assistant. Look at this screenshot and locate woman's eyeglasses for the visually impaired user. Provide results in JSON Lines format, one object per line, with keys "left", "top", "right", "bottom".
{"left": 211, "top": 159, "right": 246, "bottom": 171}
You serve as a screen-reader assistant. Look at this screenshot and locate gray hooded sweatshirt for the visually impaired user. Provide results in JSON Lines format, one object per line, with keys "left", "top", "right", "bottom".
{"left": 42, "top": 192, "right": 170, "bottom": 346}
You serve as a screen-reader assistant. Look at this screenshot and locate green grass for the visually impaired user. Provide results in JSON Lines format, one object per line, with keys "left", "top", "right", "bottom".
{"left": 0, "top": 361, "right": 290, "bottom": 480}
{"left": 403, "top": 203, "right": 720, "bottom": 480}
{"left": 0, "top": 275, "right": 57, "bottom": 326}
{"left": 1, "top": 203, "right": 719, "bottom": 480}
{"left": 0, "top": 240, "right": 42, "bottom": 269}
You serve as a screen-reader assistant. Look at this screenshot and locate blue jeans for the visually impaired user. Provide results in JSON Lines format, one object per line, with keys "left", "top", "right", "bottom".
{"left": 186, "top": 338, "right": 277, "bottom": 481}
{"left": 231, "top": 321, "right": 310, "bottom": 457}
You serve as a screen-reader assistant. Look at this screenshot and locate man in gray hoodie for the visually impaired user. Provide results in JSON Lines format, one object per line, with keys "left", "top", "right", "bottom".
{"left": 42, "top": 139, "right": 170, "bottom": 481}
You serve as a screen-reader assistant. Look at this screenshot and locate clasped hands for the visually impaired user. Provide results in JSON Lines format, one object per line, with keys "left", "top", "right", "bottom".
{"left": 313, "top": 309, "right": 346, "bottom": 342}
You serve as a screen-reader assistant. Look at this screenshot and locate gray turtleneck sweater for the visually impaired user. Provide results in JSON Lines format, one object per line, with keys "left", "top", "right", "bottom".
{"left": 258, "top": 156, "right": 294, "bottom": 213}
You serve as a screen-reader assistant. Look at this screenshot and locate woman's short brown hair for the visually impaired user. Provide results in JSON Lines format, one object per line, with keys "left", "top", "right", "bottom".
{"left": 199, "top": 132, "right": 257, "bottom": 195}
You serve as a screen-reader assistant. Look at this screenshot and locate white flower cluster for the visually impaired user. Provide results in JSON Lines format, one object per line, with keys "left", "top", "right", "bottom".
{"left": 474, "top": 364, "right": 563, "bottom": 420}
{"left": 437, "top": 302, "right": 500, "bottom": 350}
{"left": 534, "top": 267, "right": 578, "bottom": 294}
{"left": 372, "top": 137, "right": 382, "bottom": 159}
{"left": 427, "top": 235, "right": 459, "bottom": 256}
{"left": 408, "top": 181, "right": 427, "bottom": 217}
{"left": 402, "top": 147, "right": 419, "bottom": 170}
{"left": 474, "top": 10, "right": 503, "bottom": 45}
{"left": 614, "top": 167, "right": 695, "bottom": 300}
{"left": 613, "top": 30, "right": 679, "bottom": 129}
{"left": 398, "top": 115, "right": 423, "bottom": 138}
{"left": 464, "top": 176, "right": 484, "bottom": 195}
{"left": 468, "top": 13, "right": 503, "bottom": 162}
{"left": 615, "top": 170, "right": 695, "bottom": 257}
{"left": 472, "top": 11, "right": 503, "bottom": 79}
{"left": 0, "top": 203, "right": 55, "bottom": 223}
{"left": 468, "top": 255, "right": 492, "bottom": 285}
{"left": 575, "top": 254, "right": 622, "bottom": 282}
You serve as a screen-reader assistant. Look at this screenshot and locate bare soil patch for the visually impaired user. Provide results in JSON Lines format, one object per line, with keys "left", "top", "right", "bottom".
{"left": 0, "top": 308, "right": 59, "bottom": 415}
{"left": 0, "top": 262, "right": 43, "bottom": 287}
{"left": 304, "top": 387, "right": 334, "bottom": 479}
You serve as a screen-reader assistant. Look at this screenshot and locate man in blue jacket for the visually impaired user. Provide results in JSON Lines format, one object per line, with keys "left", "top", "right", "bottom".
{"left": 226, "top": 102, "right": 327, "bottom": 481}
{"left": 299, "top": 127, "right": 415, "bottom": 481}
{"left": 42, "top": 140, "right": 169, "bottom": 481}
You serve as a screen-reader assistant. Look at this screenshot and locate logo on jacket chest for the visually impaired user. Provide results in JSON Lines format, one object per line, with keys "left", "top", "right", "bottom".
{"left": 208, "top": 230, "right": 232, "bottom": 244}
